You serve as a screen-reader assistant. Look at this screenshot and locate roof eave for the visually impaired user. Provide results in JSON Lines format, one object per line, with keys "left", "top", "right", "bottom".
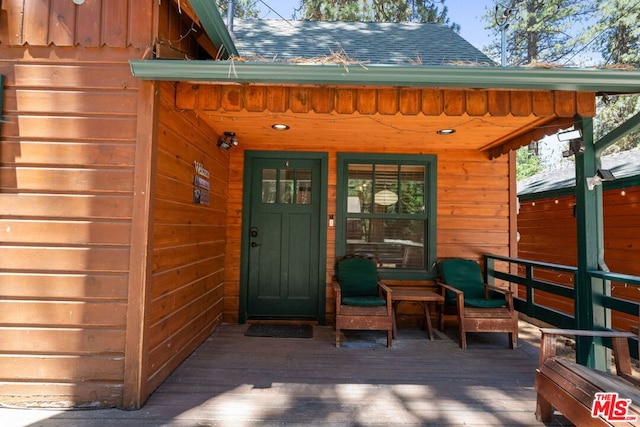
{"left": 188, "top": 0, "right": 239, "bottom": 59}
{"left": 129, "top": 60, "right": 640, "bottom": 93}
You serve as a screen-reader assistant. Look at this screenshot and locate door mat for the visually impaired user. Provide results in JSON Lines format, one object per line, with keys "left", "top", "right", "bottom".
{"left": 244, "top": 324, "right": 313, "bottom": 339}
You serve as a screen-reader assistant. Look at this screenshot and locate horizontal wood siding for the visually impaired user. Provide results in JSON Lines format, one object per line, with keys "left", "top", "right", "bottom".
{"left": 224, "top": 143, "right": 512, "bottom": 324}
{"left": 517, "top": 187, "right": 640, "bottom": 330}
{"left": 145, "top": 82, "right": 226, "bottom": 395}
{"left": 0, "top": 60, "right": 138, "bottom": 407}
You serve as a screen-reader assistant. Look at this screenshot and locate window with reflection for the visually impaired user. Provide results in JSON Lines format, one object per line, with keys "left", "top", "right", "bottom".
{"left": 338, "top": 154, "right": 436, "bottom": 277}
{"left": 262, "top": 168, "right": 312, "bottom": 205}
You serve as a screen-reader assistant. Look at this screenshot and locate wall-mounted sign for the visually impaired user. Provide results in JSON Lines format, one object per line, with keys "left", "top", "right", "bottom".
{"left": 193, "top": 161, "right": 210, "bottom": 205}
{"left": 194, "top": 161, "right": 210, "bottom": 178}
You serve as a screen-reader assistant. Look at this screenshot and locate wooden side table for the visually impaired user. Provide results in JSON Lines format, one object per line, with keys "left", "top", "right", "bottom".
{"left": 389, "top": 286, "right": 444, "bottom": 340}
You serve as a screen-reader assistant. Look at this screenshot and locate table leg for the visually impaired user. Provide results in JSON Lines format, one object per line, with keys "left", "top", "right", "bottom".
{"left": 422, "top": 302, "right": 435, "bottom": 340}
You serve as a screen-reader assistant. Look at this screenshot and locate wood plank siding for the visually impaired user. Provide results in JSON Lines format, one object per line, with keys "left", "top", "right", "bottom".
{"left": 145, "top": 81, "right": 227, "bottom": 398}
{"left": 0, "top": 0, "right": 217, "bottom": 409}
{"left": 517, "top": 187, "right": 640, "bottom": 330}
{"left": 0, "top": 59, "right": 137, "bottom": 407}
{"left": 223, "top": 141, "right": 514, "bottom": 324}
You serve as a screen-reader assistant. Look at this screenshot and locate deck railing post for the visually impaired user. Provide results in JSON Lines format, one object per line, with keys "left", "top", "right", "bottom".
{"left": 574, "top": 116, "right": 608, "bottom": 369}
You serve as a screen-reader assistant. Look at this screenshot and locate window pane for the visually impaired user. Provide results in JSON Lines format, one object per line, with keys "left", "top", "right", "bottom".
{"left": 400, "top": 165, "right": 425, "bottom": 214}
{"left": 347, "top": 164, "right": 372, "bottom": 213}
{"left": 374, "top": 165, "right": 399, "bottom": 213}
{"left": 296, "top": 169, "right": 312, "bottom": 205}
{"left": 279, "top": 169, "right": 294, "bottom": 204}
{"left": 346, "top": 219, "right": 424, "bottom": 269}
{"left": 262, "top": 169, "right": 277, "bottom": 203}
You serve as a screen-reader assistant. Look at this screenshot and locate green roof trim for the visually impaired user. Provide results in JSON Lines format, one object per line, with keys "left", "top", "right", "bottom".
{"left": 188, "top": 0, "right": 238, "bottom": 59}
{"left": 129, "top": 60, "right": 640, "bottom": 93}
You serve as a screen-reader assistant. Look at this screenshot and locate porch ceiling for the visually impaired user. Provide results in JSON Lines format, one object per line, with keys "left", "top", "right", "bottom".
{"left": 174, "top": 82, "right": 595, "bottom": 158}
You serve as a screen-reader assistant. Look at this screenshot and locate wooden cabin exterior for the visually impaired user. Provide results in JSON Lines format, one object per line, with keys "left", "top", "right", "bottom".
{"left": 517, "top": 149, "right": 640, "bottom": 331}
{"left": 1, "top": 0, "right": 639, "bottom": 410}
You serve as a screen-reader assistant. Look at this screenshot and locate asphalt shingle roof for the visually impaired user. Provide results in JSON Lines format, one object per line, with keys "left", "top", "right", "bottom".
{"left": 231, "top": 19, "right": 494, "bottom": 66}
{"left": 517, "top": 148, "right": 640, "bottom": 195}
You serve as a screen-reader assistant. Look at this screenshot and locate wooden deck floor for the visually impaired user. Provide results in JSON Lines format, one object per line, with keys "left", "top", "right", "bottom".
{"left": 3, "top": 321, "right": 573, "bottom": 426}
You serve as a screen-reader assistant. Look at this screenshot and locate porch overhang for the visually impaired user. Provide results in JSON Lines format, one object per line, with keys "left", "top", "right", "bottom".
{"left": 130, "top": 60, "right": 640, "bottom": 95}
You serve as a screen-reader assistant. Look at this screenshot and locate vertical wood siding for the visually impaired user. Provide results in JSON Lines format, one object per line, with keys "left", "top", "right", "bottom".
{"left": 1, "top": 0, "right": 153, "bottom": 48}
{"left": 224, "top": 144, "right": 512, "bottom": 324}
{"left": 518, "top": 187, "right": 640, "bottom": 330}
{"left": 0, "top": 61, "right": 139, "bottom": 406}
{"left": 144, "top": 82, "right": 227, "bottom": 396}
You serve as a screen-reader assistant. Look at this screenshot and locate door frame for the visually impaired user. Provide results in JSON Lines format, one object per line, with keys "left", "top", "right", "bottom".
{"left": 238, "top": 150, "right": 328, "bottom": 325}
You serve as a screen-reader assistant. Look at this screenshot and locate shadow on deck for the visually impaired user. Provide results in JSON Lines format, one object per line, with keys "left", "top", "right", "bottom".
{"left": 5, "top": 321, "right": 573, "bottom": 426}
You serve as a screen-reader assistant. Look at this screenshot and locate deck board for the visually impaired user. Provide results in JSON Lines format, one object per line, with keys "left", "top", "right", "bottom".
{"left": 2, "top": 322, "right": 573, "bottom": 426}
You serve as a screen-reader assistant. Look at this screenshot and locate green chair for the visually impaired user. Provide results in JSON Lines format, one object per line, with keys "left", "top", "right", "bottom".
{"left": 333, "top": 255, "right": 393, "bottom": 347}
{"left": 436, "top": 258, "right": 518, "bottom": 349}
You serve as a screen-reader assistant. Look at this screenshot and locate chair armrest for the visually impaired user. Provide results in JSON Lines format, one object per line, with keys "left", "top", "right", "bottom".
{"left": 379, "top": 283, "right": 393, "bottom": 314}
{"left": 436, "top": 281, "right": 464, "bottom": 314}
{"left": 435, "top": 281, "right": 463, "bottom": 296}
{"left": 484, "top": 283, "right": 513, "bottom": 295}
{"left": 538, "top": 328, "right": 637, "bottom": 379}
{"left": 332, "top": 281, "right": 342, "bottom": 312}
{"left": 379, "top": 282, "right": 393, "bottom": 295}
{"left": 483, "top": 284, "right": 515, "bottom": 311}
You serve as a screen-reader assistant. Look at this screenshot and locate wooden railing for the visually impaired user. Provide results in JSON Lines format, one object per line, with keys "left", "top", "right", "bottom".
{"left": 483, "top": 254, "right": 640, "bottom": 359}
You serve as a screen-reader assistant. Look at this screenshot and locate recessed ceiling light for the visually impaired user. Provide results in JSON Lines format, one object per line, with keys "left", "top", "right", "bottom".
{"left": 271, "top": 124, "right": 290, "bottom": 131}
{"left": 437, "top": 128, "right": 456, "bottom": 135}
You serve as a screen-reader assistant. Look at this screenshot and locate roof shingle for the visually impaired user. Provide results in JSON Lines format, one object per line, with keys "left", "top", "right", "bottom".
{"left": 231, "top": 19, "right": 495, "bottom": 66}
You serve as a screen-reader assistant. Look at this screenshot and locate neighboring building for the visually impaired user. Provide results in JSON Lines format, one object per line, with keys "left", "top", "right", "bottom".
{"left": 1, "top": 0, "right": 638, "bottom": 409}
{"left": 517, "top": 148, "right": 640, "bottom": 330}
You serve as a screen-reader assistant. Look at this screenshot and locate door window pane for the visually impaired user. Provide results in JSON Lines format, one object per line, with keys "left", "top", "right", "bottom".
{"left": 296, "top": 169, "right": 312, "bottom": 204}
{"left": 262, "top": 169, "right": 277, "bottom": 203}
{"left": 279, "top": 169, "right": 295, "bottom": 204}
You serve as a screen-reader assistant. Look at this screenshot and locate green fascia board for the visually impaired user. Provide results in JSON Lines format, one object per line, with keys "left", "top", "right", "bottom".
{"left": 129, "top": 60, "right": 640, "bottom": 93}
{"left": 188, "top": 0, "right": 238, "bottom": 59}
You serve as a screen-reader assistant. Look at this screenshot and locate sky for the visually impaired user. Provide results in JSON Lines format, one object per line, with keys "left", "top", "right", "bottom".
{"left": 255, "top": 0, "right": 496, "bottom": 52}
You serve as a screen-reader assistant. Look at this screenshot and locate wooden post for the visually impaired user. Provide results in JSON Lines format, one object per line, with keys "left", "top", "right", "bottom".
{"left": 574, "top": 116, "right": 608, "bottom": 369}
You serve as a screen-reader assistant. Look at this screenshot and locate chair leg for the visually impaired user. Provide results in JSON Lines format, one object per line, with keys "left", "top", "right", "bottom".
{"left": 386, "top": 329, "right": 392, "bottom": 348}
{"left": 509, "top": 332, "right": 517, "bottom": 349}
{"left": 535, "top": 394, "right": 553, "bottom": 422}
{"left": 336, "top": 328, "right": 341, "bottom": 347}
{"left": 459, "top": 328, "right": 467, "bottom": 349}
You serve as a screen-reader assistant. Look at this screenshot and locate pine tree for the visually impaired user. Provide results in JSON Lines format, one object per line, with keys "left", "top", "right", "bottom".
{"left": 216, "top": 0, "right": 259, "bottom": 18}
{"left": 590, "top": 0, "right": 640, "bottom": 152}
{"left": 484, "top": 0, "right": 595, "bottom": 66}
{"left": 299, "top": 0, "right": 459, "bottom": 31}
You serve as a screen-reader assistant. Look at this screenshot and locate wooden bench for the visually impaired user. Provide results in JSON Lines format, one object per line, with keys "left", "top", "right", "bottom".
{"left": 535, "top": 328, "right": 640, "bottom": 426}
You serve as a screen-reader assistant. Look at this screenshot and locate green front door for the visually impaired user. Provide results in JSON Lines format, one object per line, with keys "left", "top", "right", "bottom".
{"left": 243, "top": 154, "right": 325, "bottom": 321}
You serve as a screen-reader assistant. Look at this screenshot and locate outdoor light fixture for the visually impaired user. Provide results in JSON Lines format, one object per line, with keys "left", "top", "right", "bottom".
{"left": 559, "top": 129, "right": 584, "bottom": 157}
{"left": 217, "top": 131, "right": 238, "bottom": 150}
{"left": 437, "top": 128, "right": 455, "bottom": 135}
{"left": 586, "top": 168, "right": 615, "bottom": 190}
{"left": 73, "top": 0, "right": 85, "bottom": 4}
{"left": 271, "top": 124, "right": 290, "bottom": 131}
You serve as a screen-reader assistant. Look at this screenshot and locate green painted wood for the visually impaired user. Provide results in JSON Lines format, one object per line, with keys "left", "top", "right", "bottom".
{"left": 574, "top": 117, "right": 610, "bottom": 368}
{"left": 240, "top": 152, "right": 328, "bottom": 323}
{"left": 130, "top": 60, "right": 640, "bottom": 93}
{"left": 335, "top": 153, "right": 437, "bottom": 281}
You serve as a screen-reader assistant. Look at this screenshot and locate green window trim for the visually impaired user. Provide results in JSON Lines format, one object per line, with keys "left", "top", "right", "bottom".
{"left": 336, "top": 153, "right": 437, "bottom": 280}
